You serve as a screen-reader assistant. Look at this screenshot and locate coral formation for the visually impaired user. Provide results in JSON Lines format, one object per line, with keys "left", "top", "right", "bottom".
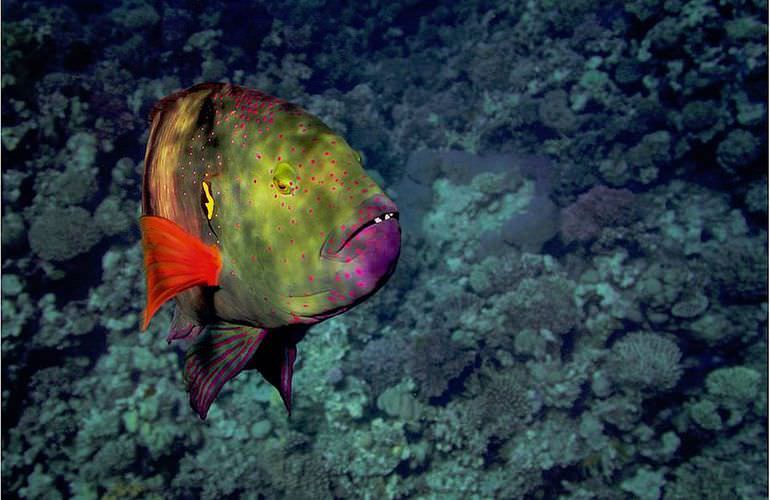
{"left": 408, "top": 330, "right": 476, "bottom": 400}
{"left": 607, "top": 332, "right": 683, "bottom": 393}
{"left": 560, "top": 185, "right": 637, "bottom": 243}
{"left": 28, "top": 207, "right": 102, "bottom": 261}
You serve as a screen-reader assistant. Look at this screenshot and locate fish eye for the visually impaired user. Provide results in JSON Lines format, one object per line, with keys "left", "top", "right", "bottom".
{"left": 273, "top": 162, "right": 296, "bottom": 195}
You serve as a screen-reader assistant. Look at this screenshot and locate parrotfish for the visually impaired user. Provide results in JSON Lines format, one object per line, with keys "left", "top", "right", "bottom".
{"left": 140, "top": 83, "right": 401, "bottom": 419}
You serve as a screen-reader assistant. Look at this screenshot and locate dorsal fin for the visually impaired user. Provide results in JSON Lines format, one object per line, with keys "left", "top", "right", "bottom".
{"left": 139, "top": 215, "right": 222, "bottom": 330}
{"left": 148, "top": 82, "right": 229, "bottom": 124}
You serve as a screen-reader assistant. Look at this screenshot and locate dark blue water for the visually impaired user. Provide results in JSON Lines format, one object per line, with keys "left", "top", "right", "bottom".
{"left": 2, "top": 1, "right": 767, "bottom": 498}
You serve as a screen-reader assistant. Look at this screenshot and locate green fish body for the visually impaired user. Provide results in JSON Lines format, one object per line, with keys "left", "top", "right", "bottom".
{"left": 140, "top": 83, "right": 400, "bottom": 418}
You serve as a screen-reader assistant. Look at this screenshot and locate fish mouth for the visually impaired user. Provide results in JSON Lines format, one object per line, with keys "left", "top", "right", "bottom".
{"left": 336, "top": 211, "right": 399, "bottom": 250}
{"left": 321, "top": 195, "right": 400, "bottom": 258}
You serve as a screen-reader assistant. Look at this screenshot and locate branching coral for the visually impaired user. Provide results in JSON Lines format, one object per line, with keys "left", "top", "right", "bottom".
{"left": 355, "top": 336, "right": 410, "bottom": 394}
{"left": 716, "top": 129, "right": 761, "bottom": 175}
{"left": 607, "top": 332, "right": 682, "bottom": 393}
{"left": 28, "top": 206, "right": 102, "bottom": 261}
{"left": 408, "top": 330, "right": 476, "bottom": 400}
{"left": 528, "top": 348, "right": 602, "bottom": 410}
{"left": 701, "top": 365, "right": 762, "bottom": 427}
{"left": 94, "top": 196, "right": 136, "bottom": 237}
{"left": 560, "top": 185, "right": 637, "bottom": 243}
{"left": 475, "top": 365, "right": 532, "bottom": 438}
{"left": 704, "top": 235, "right": 768, "bottom": 301}
{"left": 499, "top": 274, "right": 578, "bottom": 336}
{"left": 538, "top": 89, "right": 579, "bottom": 134}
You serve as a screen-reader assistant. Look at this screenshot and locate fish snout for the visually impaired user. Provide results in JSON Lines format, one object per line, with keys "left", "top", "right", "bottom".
{"left": 290, "top": 194, "right": 400, "bottom": 321}
{"left": 321, "top": 194, "right": 400, "bottom": 260}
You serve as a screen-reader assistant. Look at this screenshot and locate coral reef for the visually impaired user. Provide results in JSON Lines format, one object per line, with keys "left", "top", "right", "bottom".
{"left": 1, "top": 0, "right": 766, "bottom": 498}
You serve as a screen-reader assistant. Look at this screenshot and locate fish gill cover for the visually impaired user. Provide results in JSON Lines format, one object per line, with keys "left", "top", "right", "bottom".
{"left": 1, "top": 1, "right": 767, "bottom": 499}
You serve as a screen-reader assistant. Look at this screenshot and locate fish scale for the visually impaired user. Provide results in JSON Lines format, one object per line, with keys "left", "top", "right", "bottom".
{"left": 139, "top": 82, "right": 401, "bottom": 418}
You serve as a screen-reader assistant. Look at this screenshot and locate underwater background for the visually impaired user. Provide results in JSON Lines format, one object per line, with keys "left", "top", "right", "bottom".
{"left": 1, "top": 0, "right": 767, "bottom": 498}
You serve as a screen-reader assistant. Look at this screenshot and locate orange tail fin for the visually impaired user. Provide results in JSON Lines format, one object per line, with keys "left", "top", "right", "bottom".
{"left": 139, "top": 215, "right": 222, "bottom": 330}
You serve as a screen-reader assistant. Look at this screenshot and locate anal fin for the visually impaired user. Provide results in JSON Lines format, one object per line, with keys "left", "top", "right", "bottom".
{"left": 248, "top": 326, "right": 307, "bottom": 415}
{"left": 184, "top": 324, "right": 267, "bottom": 419}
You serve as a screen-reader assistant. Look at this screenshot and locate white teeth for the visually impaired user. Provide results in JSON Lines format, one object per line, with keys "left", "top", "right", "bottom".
{"left": 373, "top": 213, "right": 395, "bottom": 224}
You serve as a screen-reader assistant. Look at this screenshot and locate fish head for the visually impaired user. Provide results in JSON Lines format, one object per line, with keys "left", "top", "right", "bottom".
{"left": 213, "top": 96, "right": 400, "bottom": 327}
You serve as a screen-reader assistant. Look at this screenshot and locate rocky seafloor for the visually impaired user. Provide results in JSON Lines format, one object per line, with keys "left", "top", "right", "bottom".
{"left": 1, "top": 0, "right": 767, "bottom": 498}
